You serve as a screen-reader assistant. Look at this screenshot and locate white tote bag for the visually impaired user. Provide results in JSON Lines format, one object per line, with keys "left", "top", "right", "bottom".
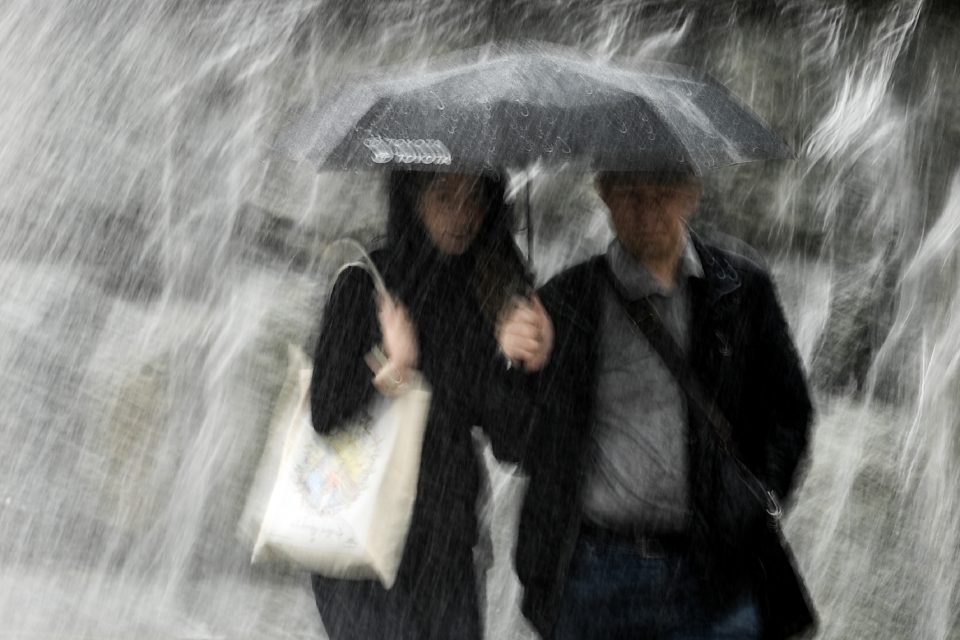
{"left": 243, "top": 249, "right": 431, "bottom": 589}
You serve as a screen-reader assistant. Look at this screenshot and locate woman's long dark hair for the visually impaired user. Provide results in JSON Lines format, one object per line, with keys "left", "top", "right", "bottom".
{"left": 382, "top": 170, "right": 529, "bottom": 326}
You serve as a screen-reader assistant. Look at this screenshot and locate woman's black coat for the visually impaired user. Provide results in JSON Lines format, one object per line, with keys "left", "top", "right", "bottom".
{"left": 308, "top": 178, "right": 532, "bottom": 639}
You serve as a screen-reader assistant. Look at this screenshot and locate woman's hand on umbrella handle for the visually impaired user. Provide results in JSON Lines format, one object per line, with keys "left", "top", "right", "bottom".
{"left": 497, "top": 294, "right": 553, "bottom": 373}
{"left": 373, "top": 293, "right": 418, "bottom": 393}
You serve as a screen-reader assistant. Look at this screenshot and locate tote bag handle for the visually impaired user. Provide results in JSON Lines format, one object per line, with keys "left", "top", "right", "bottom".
{"left": 329, "top": 238, "right": 389, "bottom": 300}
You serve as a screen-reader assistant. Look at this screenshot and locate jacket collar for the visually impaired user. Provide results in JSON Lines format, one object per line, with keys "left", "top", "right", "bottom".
{"left": 604, "top": 230, "right": 704, "bottom": 300}
{"left": 689, "top": 232, "right": 741, "bottom": 302}
{"left": 556, "top": 233, "right": 741, "bottom": 330}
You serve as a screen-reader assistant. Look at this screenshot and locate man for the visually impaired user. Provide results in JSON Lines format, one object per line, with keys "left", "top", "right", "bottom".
{"left": 515, "top": 171, "right": 816, "bottom": 639}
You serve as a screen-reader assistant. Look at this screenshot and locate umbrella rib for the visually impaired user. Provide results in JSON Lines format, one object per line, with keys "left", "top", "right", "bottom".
{"left": 555, "top": 68, "right": 701, "bottom": 172}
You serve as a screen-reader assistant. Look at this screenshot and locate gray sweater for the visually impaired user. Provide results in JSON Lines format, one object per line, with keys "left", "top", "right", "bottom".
{"left": 580, "top": 234, "right": 703, "bottom": 534}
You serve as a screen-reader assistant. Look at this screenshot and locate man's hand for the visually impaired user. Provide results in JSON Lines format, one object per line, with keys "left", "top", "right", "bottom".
{"left": 497, "top": 294, "right": 553, "bottom": 372}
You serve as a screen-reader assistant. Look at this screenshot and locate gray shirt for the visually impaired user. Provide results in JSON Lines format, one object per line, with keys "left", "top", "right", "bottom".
{"left": 580, "top": 233, "right": 704, "bottom": 533}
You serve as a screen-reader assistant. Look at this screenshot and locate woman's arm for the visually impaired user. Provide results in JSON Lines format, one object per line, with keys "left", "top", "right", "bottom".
{"left": 309, "top": 266, "right": 380, "bottom": 434}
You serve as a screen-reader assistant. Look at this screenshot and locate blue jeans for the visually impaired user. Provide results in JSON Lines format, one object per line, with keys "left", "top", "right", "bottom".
{"left": 550, "top": 533, "right": 761, "bottom": 640}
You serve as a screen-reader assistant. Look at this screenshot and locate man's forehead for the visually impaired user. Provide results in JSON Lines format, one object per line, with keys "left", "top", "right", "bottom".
{"left": 597, "top": 170, "right": 701, "bottom": 189}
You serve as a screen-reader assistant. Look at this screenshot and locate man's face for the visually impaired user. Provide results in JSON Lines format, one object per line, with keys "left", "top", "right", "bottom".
{"left": 598, "top": 174, "right": 701, "bottom": 263}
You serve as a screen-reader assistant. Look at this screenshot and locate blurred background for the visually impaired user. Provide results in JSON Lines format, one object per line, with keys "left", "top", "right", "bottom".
{"left": 0, "top": 0, "right": 957, "bottom": 638}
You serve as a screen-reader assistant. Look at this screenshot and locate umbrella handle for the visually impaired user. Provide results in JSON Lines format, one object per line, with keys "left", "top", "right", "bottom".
{"left": 524, "top": 180, "right": 534, "bottom": 276}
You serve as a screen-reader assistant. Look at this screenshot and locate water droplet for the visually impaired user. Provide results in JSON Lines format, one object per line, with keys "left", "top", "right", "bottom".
{"left": 437, "top": 101, "right": 445, "bottom": 111}
{"left": 648, "top": 133, "right": 656, "bottom": 141}
{"left": 618, "top": 123, "right": 628, "bottom": 134}
{"left": 520, "top": 105, "right": 529, "bottom": 117}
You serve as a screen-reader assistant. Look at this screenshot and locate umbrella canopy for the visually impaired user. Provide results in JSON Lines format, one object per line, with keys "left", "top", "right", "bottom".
{"left": 277, "top": 44, "right": 793, "bottom": 175}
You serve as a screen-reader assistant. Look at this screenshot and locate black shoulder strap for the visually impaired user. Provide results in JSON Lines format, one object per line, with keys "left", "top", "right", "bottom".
{"left": 598, "top": 259, "right": 780, "bottom": 516}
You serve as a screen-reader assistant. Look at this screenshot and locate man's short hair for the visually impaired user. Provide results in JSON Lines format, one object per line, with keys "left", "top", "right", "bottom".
{"left": 595, "top": 170, "right": 702, "bottom": 191}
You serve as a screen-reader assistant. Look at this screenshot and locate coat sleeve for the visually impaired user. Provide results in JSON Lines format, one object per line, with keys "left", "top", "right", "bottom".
{"left": 309, "top": 266, "right": 381, "bottom": 434}
{"left": 481, "top": 366, "right": 541, "bottom": 469}
{"left": 485, "top": 270, "right": 588, "bottom": 472}
{"left": 753, "top": 273, "right": 814, "bottom": 506}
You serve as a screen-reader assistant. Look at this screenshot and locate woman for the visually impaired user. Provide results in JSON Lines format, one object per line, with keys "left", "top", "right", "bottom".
{"left": 309, "top": 170, "right": 552, "bottom": 640}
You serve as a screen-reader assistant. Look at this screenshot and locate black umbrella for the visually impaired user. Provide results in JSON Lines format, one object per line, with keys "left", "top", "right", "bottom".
{"left": 277, "top": 44, "right": 793, "bottom": 175}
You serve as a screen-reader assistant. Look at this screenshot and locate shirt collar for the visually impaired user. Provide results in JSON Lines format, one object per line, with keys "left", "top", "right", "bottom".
{"left": 605, "top": 228, "right": 704, "bottom": 300}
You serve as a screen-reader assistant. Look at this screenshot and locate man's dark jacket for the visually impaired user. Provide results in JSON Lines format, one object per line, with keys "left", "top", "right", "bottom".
{"left": 516, "top": 236, "right": 817, "bottom": 639}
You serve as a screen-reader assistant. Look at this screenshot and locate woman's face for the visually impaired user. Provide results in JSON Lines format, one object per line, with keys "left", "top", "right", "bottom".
{"left": 417, "top": 173, "right": 488, "bottom": 255}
